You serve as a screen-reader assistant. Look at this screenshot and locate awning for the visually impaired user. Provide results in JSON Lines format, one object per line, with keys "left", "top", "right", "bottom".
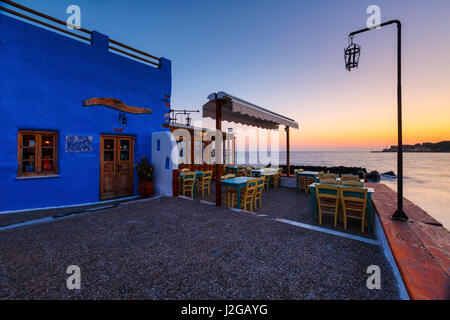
{"left": 202, "top": 91, "right": 299, "bottom": 130}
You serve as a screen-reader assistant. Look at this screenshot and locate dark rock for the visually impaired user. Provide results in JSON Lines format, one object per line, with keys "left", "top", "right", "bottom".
{"left": 366, "top": 170, "right": 380, "bottom": 182}
{"left": 357, "top": 171, "right": 367, "bottom": 181}
{"left": 285, "top": 165, "right": 367, "bottom": 176}
{"left": 382, "top": 171, "right": 396, "bottom": 177}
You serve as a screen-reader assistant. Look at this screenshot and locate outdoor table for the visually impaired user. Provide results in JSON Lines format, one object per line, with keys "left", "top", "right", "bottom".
{"left": 320, "top": 178, "right": 365, "bottom": 183}
{"left": 225, "top": 166, "right": 239, "bottom": 175}
{"left": 252, "top": 168, "right": 277, "bottom": 188}
{"left": 309, "top": 183, "right": 375, "bottom": 232}
{"left": 221, "top": 177, "right": 255, "bottom": 209}
{"left": 296, "top": 171, "right": 320, "bottom": 191}
{"left": 252, "top": 168, "right": 277, "bottom": 176}
{"left": 180, "top": 171, "right": 203, "bottom": 196}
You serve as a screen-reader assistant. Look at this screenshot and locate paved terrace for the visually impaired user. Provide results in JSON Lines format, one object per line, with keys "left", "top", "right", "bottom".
{"left": 0, "top": 196, "right": 399, "bottom": 299}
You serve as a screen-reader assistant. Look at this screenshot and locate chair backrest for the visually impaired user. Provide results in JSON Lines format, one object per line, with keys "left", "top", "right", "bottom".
{"left": 294, "top": 169, "right": 304, "bottom": 174}
{"left": 181, "top": 168, "right": 190, "bottom": 172}
{"left": 319, "top": 173, "right": 339, "bottom": 179}
{"left": 341, "top": 180, "right": 363, "bottom": 187}
{"left": 319, "top": 178, "right": 339, "bottom": 185}
{"left": 203, "top": 170, "right": 212, "bottom": 181}
{"left": 263, "top": 174, "right": 270, "bottom": 184}
{"left": 256, "top": 177, "right": 265, "bottom": 192}
{"left": 316, "top": 184, "right": 340, "bottom": 200}
{"left": 244, "top": 179, "right": 258, "bottom": 197}
{"left": 223, "top": 173, "right": 235, "bottom": 179}
{"left": 182, "top": 172, "right": 196, "bottom": 186}
{"left": 341, "top": 174, "right": 359, "bottom": 181}
{"left": 340, "top": 186, "right": 367, "bottom": 211}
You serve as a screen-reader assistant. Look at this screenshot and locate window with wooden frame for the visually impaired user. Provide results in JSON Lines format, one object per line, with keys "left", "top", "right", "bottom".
{"left": 17, "top": 131, "right": 58, "bottom": 177}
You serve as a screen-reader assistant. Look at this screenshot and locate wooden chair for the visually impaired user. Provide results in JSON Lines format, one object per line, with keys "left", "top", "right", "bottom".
{"left": 341, "top": 174, "right": 359, "bottom": 182}
{"left": 232, "top": 179, "right": 258, "bottom": 211}
{"left": 319, "top": 178, "right": 340, "bottom": 185}
{"left": 181, "top": 168, "right": 190, "bottom": 173}
{"left": 237, "top": 166, "right": 246, "bottom": 177}
{"left": 319, "top": 173, "right": 339, "bottom": 180}
{"left": 263, "top": 174, "right": 270, "bottom": 190}
{"left": 197, "top": 170, "right": 212, "bottom": 196}
{"left": 340, "top": 186, "right": 368, "bottom": 232}
{"left": 303, "top": 177, "right": 314, "bottom": 194}
{"left": 341, "top": 180, "right": 363, "bottom": 187}
{"left": 294, "top": 169, "right": 304, "bottom": 173}
{"left": 297, "top": 174, "right": 304, "bottom": 192}
{"left": 254, "top": 177, "right": 265, "bottom": 208}
{"left": 181, "top": 172, "right": 196, "bottom": 197}
{"left": 271, "top": 173, "right": 281, "bottom": 189}
{"left": 316, "top": 184, "right": 340, "bottom": 227}
{"left": 245, "top": 166, "right": 253, "bottom": 177}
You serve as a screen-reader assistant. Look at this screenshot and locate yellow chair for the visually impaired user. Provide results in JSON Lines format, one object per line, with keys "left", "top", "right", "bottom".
{"left": 181, "top": 168, "right": 190, "bottom": 173}
{"left": 181, "top": 172, "right": 196, "bottom": 197}
{"left": 319, "top": 178, "right": 340, "bottom": 185}
{"left": 303, "top": 177, "right": 314, "bottom": 194}
{"left": 221, "top": 173, "right": 235, "bottom": 180}
{"left": 263, "top": 174, "right": 270, "bottom": 190}
{"left": 245, "top": 166, "right": 253, "bottom": 176}
{"left": 316, "top": 184, "right": 340, "bottom": 227}
{"left": 319, "top": 173, "right": 339, "bottom": 180}
{"left": 271, "top": 172, "right": 281, "bottom": 189}
{"left": 341, "top": 174, "right": 359, "bottom": 182}
{"left": 237, "top": 166, "right": 246, "bottom": 177}
{"left": 254, "top": 177, "right": 265, "bottom": 208}
{"left": 340, "top": 186, "right": 368, "bottom": 232}
{"left": 294, "top": 169, "right": 304, "bottom": 173}
{"left": 226, "top": 187, "right": 237, "bottom": 207}
{"left": 197, "top": 170, "right": 212, "bottom": 196}
{"left": 232, "top": 179, "right": 258, "bottom": 211}
{"left": 297, "top": 175, "right": 304, "bottom": 192}
{"left": 341, "top": 180, "right": 364, "bottom": 187}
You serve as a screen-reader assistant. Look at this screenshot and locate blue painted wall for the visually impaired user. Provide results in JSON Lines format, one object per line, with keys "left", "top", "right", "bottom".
{"left": 0, "top": 14, "right": 171, "bottom": 211}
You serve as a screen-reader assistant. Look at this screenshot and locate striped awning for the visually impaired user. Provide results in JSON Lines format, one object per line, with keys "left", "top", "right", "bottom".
{"left": 202, "top": 92, "right": 299, "bottom": 130}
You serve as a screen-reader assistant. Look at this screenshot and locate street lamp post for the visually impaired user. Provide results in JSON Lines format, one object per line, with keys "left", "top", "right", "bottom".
{"left": 345, "top": 20, "right": 408, "bottom": 221}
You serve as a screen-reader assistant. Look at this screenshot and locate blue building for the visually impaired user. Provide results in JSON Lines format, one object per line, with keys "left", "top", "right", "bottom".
{"left": 0, "top": 6, "right": 172, "bottom": 212}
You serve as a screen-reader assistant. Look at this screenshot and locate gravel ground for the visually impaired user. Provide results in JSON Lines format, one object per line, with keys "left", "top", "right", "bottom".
{"left": 0, "top": 197, "right": 142, "bottom": 227}
{"left": 0, "top": 197, "right": 399, "bottom": 299}
{"left": 199, "top": 185, "right": 376, "bottom": 239}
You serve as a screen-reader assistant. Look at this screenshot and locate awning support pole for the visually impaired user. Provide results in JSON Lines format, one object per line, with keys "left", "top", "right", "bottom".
{"left": 215, "top": 95, "right": 222, "bottom": 206}
{"left": 286, "top": 126, "right": 290, "bottom": 177}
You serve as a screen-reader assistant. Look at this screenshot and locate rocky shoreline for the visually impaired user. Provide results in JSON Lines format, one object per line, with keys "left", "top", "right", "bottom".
{"left": 281, "top": 165, "right": 396, "bottom": 182}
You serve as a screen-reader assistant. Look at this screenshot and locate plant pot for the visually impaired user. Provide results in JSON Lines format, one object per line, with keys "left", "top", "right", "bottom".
{"left": 138, "top": 181, "right": 154, "bottom": 197}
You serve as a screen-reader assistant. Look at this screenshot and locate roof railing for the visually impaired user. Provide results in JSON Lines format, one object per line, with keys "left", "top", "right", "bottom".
{"left": 0, "top": 0, "right": 161, "bottom": 67}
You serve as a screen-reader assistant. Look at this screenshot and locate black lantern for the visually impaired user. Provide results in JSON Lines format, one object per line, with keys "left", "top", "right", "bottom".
{"left": 344, "top": 36, "right": 360, "bottom": 71}
{"left": 186, "top": 113, "right": 192, "bottom": 126}
{"left": 119, "top": 112, "right": 127, "bottom": 127}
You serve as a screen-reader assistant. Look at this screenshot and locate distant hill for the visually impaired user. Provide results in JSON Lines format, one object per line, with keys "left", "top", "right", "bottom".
{"left": 381, "top": 141, "right": 450, "bottom": 152}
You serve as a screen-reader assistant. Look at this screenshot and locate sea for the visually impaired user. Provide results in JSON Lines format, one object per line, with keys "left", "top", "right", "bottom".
{"left": 238, "top": 151, "right": 450, "bottom": 230}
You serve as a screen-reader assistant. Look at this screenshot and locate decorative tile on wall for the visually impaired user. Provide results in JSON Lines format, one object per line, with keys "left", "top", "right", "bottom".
{"left": 65, "top": 135, "right": 93, "bottom": 153}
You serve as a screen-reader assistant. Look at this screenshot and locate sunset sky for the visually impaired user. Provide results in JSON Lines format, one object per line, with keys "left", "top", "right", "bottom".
{"left": 9, "top": 0, "right": 450, "bottom": 150}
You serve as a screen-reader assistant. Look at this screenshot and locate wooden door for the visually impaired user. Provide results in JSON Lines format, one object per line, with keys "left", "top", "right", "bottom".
{"left": 100, "top": 136, "right": 134, "bottom": 200}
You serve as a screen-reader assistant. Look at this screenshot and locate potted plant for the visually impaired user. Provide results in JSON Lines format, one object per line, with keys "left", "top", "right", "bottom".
{"left": 135, "top": 156, "right": 154, "bottom": 197}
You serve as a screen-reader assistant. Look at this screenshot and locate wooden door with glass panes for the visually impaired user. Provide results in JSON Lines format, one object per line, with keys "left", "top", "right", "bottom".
{"left": 100, "top": 136, "right": 134, "bottom": 200}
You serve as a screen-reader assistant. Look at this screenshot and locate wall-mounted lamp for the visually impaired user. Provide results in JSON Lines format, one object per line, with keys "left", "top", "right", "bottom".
{"left": 119, "top": 112, "right": 127, "bottom": 127}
